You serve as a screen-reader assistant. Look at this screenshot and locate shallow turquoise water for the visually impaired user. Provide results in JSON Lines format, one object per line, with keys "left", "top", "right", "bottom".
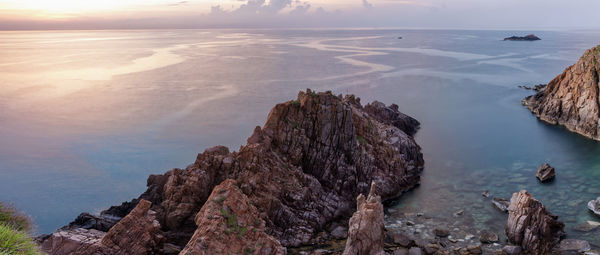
{"left": 1, "top": 29, "right": 600, "bottom": 244}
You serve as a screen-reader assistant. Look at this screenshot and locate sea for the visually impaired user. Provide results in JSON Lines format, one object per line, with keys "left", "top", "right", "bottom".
{"left": 1, "top": 29, "right": 600, "bottom": 245}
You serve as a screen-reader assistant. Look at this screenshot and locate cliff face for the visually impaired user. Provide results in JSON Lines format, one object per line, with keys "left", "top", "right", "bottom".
{"left": 41, "top": 90, "right": 424, "bottom": 254}
{"left": 523, "top": 45, "right": 600, "bottom": 140}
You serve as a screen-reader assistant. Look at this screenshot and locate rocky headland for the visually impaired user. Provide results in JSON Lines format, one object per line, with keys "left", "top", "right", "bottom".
{"left": 39, "top": 90, "right": 425, "bottom": 254}
{"left": 523, "top": 45, "right": 600, "bottom": 140}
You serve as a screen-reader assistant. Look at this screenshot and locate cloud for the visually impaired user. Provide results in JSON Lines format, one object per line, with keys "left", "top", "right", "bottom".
{"left": 362, "top": 0, "right": 373, "bottom": 8}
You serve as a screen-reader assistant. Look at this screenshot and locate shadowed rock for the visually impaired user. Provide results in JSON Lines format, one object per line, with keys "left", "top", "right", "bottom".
{"left": 505, "top": 190, "right": 564, "bottom": 255}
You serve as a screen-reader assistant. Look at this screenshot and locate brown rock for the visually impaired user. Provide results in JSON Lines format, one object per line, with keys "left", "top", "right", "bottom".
{"left": 45, "top": 90, "right": 425, "bottom": 251}
{"left": 179, "top": 179, "right": 285, "bottom": 255}
{"left": 343, "top": 182, "right": 385, "bottom": 255}
{"left": 40, "top": 228, "right": 105, "bottom": 255}
{"left": 505, "top": 190, "right": 564, "bottom": 255}
{"left": 433, "top": 228, "right": 450, "bottom": 237}
{"left": 479, "top": 231, "right": 499, "bottom": 243}
{"left": 536, "top": 163, "right": 555, "bottom": 182}
{"left": 523, "top": 45, "right": 600, "bottom": 140}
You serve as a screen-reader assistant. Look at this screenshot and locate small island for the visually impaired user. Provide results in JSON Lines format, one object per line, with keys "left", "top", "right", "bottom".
{"left": 504, "top": 34, "right": 541, "bottom": 41}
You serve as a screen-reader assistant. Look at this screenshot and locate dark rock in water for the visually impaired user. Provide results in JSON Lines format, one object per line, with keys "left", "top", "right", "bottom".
{"left": 587, "top": 197, "right": 600, "bottom": 217}
{"left": 523, "top": 45, "right": 600, "bottom": 141}
{"left": 559, "top": 239, "right": 591, "bottom": 253}
{"left": 482, "top": 190, "right": 490, "bottom": 197}
{"left": 504, "top": 34, "right": 541, "bottom": 41}
{"left": 479, "top": 231, "right": 499, "bottom": 243}
{"left": 505, "top": 190, "right": 565, "bottom": 255}
{"left": 61, "top": 213, "right": 119, "bottom": 232}
{"left": 536, "top": 163, "right": 555, "bottom": 182}
{"left": 398, "top": 36, "right": 403, "bottom": 39}
{"left": 42, "top": 90, "right": 425, "bottom": 252}
{"left": 518, "top": 84, "right": 547, "bottom": 92}
{"left": 492, "top": 197, "right": 510, "bottom": 212}
{"left": 343, "top": 182, "right": 385, "bottom": 255}
{"left": 434, "top": 228, "right": 450, "bottom": 237}
{"left": 502, "top": 245, "right": 523, "bottom": 255}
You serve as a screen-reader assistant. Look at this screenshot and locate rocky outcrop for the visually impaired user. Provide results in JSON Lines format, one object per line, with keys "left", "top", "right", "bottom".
{"left": 179, "top": 179, "right": 285, "bottom": 255}
{"left": 44, "top": 90, "right": 424, "bottom": 253}
{"left": 504, "top": 34, "right": 541, "bottom": 41}
{"left": 42, "top": 199, "right": 164, "bottom": 255}
{"left": 536, "top": 163, "right": 555, "bottom": 182}
{"left": 523, "top": 45, "right": 600, "bottom": 140}
{"left": 343, "top": 182, "right": 385, "bottom": 255}
{"left": 505, "top": 190, "right": 565, "bottom": 255}
{"left": 492, "top": 197, "right": 510, "bottom": 213}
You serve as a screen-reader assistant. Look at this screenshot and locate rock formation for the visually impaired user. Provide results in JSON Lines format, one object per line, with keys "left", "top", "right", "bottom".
{"left": 523, "top": 45, "right": 600, "bottom": 140}
{"left": 504, "top": 34, "right": 541, "bottom": 41}
{"left": 536, "top": 163, "right": 555, "bottom": 182}
{"left": 179, "top": 179, "right": 285, "bottom": 255}
{"left": 505, "top": 190, "right": 564, "bottom": 255}
{"left": 587, "top": 197, "right": 600, "bottom": 217}
{"left": 41, "top": 89, "right": 424, "bottom": 254}
{"left": 343, "top": 182, "right": 385, "bottom": 255}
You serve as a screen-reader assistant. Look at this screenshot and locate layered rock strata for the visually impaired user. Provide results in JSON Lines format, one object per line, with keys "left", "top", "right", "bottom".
{"left": 41, "top": 89, "right": 424, "bottom": 254}
{"left": 523, "top": 45, "right": 600, "bottom": 140}
{"left": 342, "top": 182, "right": 385, "bottom": 255}
{"left": 505, "top": 190, "right": 565, "bottom": 255}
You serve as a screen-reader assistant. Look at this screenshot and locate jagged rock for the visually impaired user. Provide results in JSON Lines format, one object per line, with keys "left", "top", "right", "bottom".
{"left": 587, "top": 197, "right": 600, "bottom": 217}
{"left": 479, "top": 231, "right": 499, "bottom": 243}
{"left": 40, "top": 228, "right": 105, "bottom": 255}
{"left": 536, "top": 163, "right": 555, "bottom": 182}
{"left": 502, "top": 245, "right": 523, "bottom": 255}
{"left": 343, "top": 182, "right": 385, "bottom": 255}
{"left": 523, "top": 45, "right": 600, "bottom": 140}
{"left": 492, "top": 197, "right": 510, "bottom": 212}
{"left": 504, "top": 34, "right": 541, "bottom": 41}
{"left": 179, "top": 179, "right": 285, "bottom": 255}
{"left": 505, "top": 190, "right": 565, "bottom": 255}
{"left": 42, "top": 199, "right": 164, "bottom": 255}
{"left": 44, "top": 90, "right": 424, "bottom": 251}
{"left": 60, "top": 213, "right": 118, "bottom": 232}
{"left": 559, "top": 239, "right": 591, "bottom": 253}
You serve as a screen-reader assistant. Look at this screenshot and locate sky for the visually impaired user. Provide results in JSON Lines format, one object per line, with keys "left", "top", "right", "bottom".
{"left": 0, "top": 0, "right": 598, "bottom": 30}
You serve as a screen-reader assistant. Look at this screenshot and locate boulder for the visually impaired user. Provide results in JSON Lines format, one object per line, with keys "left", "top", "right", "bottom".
{"left": 343, "top": 182, "right": 385, "bottom": 255}
{"left": 502, "top": 245, "right": 522, "bottom": 255}
{"left": 479, "top": 231, "right": 499, "bottom": 243}
{"left": 587, "top": 197, "right": 600, "bottom": 217}
{"left": 434, "top": 228, "right": 450, "bottom": 237}
{"left": 179, "top": 179, "right": 285, "bottom": 255}
{"left": 40, "top": 228, "right": 105, "bottom": 255}
{"left": 536, "top": 163, "right": 555, "bottom": 182}
{"left": 492, "top": 197, "right": 510, "bottom": 212}
{"left": 523, "top": 45, "right": 600, "bottom": 141}
{"left": 505, "top": 190, "right": 565, "bottom": 255}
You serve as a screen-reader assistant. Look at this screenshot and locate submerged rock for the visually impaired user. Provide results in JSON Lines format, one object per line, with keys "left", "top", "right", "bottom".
{"left": 343, "top": 182, "right": 385, "bottom": 255}
{"left": 505, "top": 190, "right": 564, "bottom": 255}
{"left": 479, "top": 231, "right": 499, "bottom": 243}
{"left": 43, "top": 90, "right": 424, "bottom": 253}
{"left": 523, "top": 45, "right": 600, "bottom": 140}
{"left": 504, "top": 34, "right": 541, "bottom": 41}
{"left": 433, "top": 228, "right": 450, "bottom": 237}
{"left": 559, "top": 239, "right": 591, "bottom": 253}
{"left": 536, "top": 163, "right": 555, "bottom": 182}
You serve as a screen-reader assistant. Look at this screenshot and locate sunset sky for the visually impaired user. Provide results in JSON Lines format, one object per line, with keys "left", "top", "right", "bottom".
{"left": 0, "top": 0, "right": 598, "bottom": 30}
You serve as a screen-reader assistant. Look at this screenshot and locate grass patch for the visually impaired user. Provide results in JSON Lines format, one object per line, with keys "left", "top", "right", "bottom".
{"left": 0, "top": 203, "right": 39, "bottom": 255}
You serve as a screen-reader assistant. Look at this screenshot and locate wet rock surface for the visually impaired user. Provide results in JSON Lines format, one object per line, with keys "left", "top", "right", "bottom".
{"left": 523, "top": 45, "right": 600, "bottom": 140}
{"left": 492, "top": 197, "right": 510, "bottom": 213}
{"left": 536, "top": 163, "right": 555, "bottom": 182}
{"left": 505, "top": 190, "right": 565, "bottom": 255}
{"left": 588, "top": 197, "right": 600, "bottom": 217}
{"left": 43, "top": 90, "right": 425, "bottom": 254}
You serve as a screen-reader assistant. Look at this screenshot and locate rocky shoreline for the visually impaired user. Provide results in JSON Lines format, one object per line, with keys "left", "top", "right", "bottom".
{"left": 523, "top": 45, "right": 600, "bottom": 141}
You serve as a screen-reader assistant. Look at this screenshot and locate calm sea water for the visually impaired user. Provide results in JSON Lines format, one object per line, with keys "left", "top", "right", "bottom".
{"left": 2, "top": 29, "right": 600, "bottom": 244}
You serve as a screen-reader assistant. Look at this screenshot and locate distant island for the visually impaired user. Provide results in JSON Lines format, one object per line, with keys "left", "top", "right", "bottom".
{"left": 504, "top": 34, "right": 541, "bottom": 41}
